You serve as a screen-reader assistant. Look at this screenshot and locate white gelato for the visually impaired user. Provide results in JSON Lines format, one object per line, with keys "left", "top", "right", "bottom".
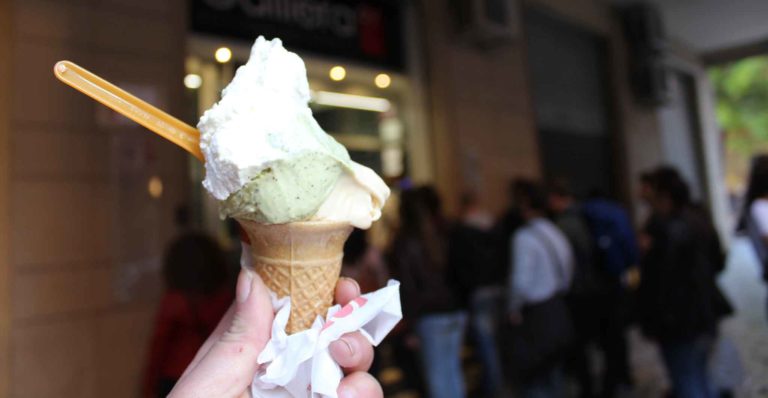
{"left": 198, "top": 36, "right": 389, "bottom": 229}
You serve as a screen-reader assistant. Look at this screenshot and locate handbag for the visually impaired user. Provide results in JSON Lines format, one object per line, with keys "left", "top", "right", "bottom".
{"left": 499, "top": 223, "right": 574, "bottom": 380}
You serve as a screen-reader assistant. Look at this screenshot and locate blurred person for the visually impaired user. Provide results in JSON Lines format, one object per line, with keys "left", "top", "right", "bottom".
{"left": 638, "top": 171, "right": 657, "bottom": 205}
{"left": 637, "top": 167, "right": 731, "bottom": 398}
{"left": 391, "top": 186, "right": 468, "bottom": 398}
{"left": 736, "top": 154, "right": 768, "bottom": 318}
{"left": 497, "top": 181, "right": 526, "bottom": 273}
{"left": 450, "top": 191, "right": 505, "bottom": 397}
{"left": 169, "top": 269, "right": 384, "bottom": 397}
{"left": 580, "top": 190, "right": 640, "bottom": 395}
{"left": 639, "top": 171, "right": 663, "bottom": 253}
{"left": 143, "top": 234, "right": 234, "bottom": 397}
{"left": 548, "top": 181, "right": 608, "bottom": 398}
{"left": 341, "top": 228, "right": 388, "bottom": 380}
{"left": 505, "top": 179, "right": 574, "bottom": 398}
{"left": 342, "top": 228, "right": 388, "bottom": 293}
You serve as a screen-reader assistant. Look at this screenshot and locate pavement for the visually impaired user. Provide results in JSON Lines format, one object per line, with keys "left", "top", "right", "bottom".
{"left": 715, "top": 238, "right": 768, "bottom": 397}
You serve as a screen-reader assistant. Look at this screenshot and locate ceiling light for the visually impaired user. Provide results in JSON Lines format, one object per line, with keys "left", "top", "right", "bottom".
{"left": 374, "top": 73, "right": 391, "bottom": 88}
{"left": 312, "top": 91, "right": 391, "bottom": 112}
{"left": 148, "top": 176, "right": 163, "bottom": 199}
{"left": 215, "top": 47, "right": 232, "bottom": 63}
{"left": 329, "top": 66, "right": 346, "bottom": 81}
{"left": 183, "top": 74, "right": 202, "bottom": 89}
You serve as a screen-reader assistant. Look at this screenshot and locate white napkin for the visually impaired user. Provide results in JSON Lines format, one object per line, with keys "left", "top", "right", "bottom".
{"left": 241, "top": 244, "right": 402, "bottom": 398}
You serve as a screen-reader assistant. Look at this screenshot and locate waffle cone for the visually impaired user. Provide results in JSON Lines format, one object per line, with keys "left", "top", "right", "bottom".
{"left": 237, "top": 219, "right": 353, "bottom": 334}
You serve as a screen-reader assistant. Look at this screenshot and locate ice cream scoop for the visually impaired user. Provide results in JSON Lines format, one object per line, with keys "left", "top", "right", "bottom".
{"left": 199, "top": 37, "right": 389, "bottom": 229}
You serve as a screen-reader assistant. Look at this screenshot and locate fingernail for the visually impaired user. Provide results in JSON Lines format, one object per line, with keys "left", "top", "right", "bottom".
{"left": 341, "top": 277, "right": 361, "bottom": 296}
{"left": 237, "top": 269, "right": 254, "bottom": 303}
{"left": 337, "top": 336, "right": 355, "bottom": 357}
{"left": 339, "top": 386, "right": 356, "bottom": 398}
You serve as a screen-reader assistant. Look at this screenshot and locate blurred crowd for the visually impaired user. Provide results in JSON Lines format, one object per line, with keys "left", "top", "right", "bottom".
{"left": 139, "top": 160, "right": 768, "bottom": 398}
{"left": 360, "top": 164, "right": 733, "bottom": 398}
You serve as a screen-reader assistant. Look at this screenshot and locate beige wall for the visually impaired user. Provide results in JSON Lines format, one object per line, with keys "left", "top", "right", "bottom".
{"left": 420, "top": 0, "right": 664, "bottom": 216}
{"left": 420, "top": 0, "right": 541, "bottom": 216}
{"left": 1, "top": 0, "right": 13, "bottom": 395}
{"left": 7, "top": 0, "right": 188, "bottom": 396}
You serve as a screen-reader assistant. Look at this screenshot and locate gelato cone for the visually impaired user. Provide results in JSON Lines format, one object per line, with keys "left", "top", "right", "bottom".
{"left": 200, "top": 37, "right": 390, "bottom": 335}
{"left": 238, "top": 219, "right": 353, "bottom": 334}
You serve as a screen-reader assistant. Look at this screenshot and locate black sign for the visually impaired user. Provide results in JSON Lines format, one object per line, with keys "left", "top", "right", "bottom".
{"left": 191, "top": 0, "right": 405, "bottom": 70}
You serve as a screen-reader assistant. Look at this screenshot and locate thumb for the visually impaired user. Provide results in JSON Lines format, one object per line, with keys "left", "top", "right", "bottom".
{"left": 171, "top": 269, "right": 274, "bottom": 397}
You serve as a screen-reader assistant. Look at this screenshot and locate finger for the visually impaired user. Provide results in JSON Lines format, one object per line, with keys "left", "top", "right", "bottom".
{"left": 335, "top": 277, "right": 361, "bottom": 305}
{"left": 171, "top": 269, "right": 273, "bottom": 397}
{"left": 329, "top": 332, "right": 374, "bottom": 373}
{"left": 180, "top": 302, "right": 236, "bottom": 379}
{"left": 337, "top": 371, "right": 383, "bottom": 398}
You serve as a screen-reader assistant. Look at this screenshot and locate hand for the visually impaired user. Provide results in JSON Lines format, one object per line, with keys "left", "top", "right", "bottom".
{"left": 169, "top": 270, "right": 382, "bottom": 398}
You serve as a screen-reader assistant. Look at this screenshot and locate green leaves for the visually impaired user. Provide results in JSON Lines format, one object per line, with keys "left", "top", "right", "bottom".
{"left": 709, "top": 56, "right": 768, "bottom": 155}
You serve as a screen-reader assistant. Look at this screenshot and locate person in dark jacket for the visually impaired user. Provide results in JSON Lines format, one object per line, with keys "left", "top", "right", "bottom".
{"left": 450, "top": 191, "right": 505, "bottom": 396}
{"left": 638, "top": 167, "right": 731, "bottom": 398}
{"left": 391, "top": 186, "right": 468, "bottom": 398}
{"left": 581, "top": 193, "right": 639, "bottom": 395}
{"left": 549, "top": 182, "right": 635, "bottom": 398}
{"left": 497, "top": 181, "right": 526, "bottom": 272}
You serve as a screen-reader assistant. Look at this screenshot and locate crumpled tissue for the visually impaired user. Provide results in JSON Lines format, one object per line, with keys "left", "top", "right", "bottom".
{"left": 241, "top": 244, "right": 402, "bottom": 398}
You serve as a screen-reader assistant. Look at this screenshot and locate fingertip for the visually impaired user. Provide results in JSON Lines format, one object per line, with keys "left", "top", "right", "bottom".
{"left": 335, "top": 277, "right": 361, "bottom": 305}
{"left": 337, "top": 372, "right": 382, "bottom": 398}
{"left": 329, "top": 332, "right": 373, "bottom": 372}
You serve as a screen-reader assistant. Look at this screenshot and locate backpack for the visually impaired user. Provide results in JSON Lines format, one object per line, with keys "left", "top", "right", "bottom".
{"left": 581, "top": 199, "right": 639, "bottom": 282}
{"left": 554, "top": 209, "right": 605, "bottom": 296}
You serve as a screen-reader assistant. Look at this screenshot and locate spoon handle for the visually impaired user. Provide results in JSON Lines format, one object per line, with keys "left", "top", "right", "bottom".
{"left": 53, "top": 60, "right": 203, "bottom": 161}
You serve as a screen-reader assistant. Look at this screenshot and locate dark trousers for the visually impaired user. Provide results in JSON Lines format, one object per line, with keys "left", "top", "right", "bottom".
{"left": 567, "top": 293, "right": 631, "bottom": 398}
{"left": 660, "top": 334, "right": 715, "bottom": 398}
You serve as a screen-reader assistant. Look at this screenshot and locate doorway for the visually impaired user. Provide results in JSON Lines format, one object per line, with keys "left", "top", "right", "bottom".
{"left": 525, "top": 7, "right": 616, "bottom": 198}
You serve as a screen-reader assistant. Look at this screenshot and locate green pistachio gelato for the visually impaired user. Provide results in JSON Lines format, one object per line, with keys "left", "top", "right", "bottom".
{"left": 220, "top": 151, "right": 345, "bottom": 224}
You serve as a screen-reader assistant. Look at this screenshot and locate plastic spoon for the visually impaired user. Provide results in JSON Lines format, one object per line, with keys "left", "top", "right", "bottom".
{"left": 53, "top": 60, "right": 203, "bottom": 161}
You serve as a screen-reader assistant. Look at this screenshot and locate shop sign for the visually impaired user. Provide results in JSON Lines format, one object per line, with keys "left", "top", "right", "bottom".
{"left": 191, "top": 0, "right": 404, "bottom": 69}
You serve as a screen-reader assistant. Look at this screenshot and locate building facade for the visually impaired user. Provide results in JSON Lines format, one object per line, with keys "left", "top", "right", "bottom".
{"left": 0, "top": 0, "right": 727, "bottom": 396}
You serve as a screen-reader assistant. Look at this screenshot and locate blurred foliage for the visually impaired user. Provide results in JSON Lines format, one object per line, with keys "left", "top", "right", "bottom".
{"left": 709, "top": 56, "right": 768, "bottom": 155}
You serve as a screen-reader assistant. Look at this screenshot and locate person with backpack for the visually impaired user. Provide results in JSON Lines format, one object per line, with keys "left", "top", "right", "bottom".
{"left": 548, "top": 182, "right": 632, "bottom": 398}
{"left": 579, "top": 192, "right": 639, "bottom": 395}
